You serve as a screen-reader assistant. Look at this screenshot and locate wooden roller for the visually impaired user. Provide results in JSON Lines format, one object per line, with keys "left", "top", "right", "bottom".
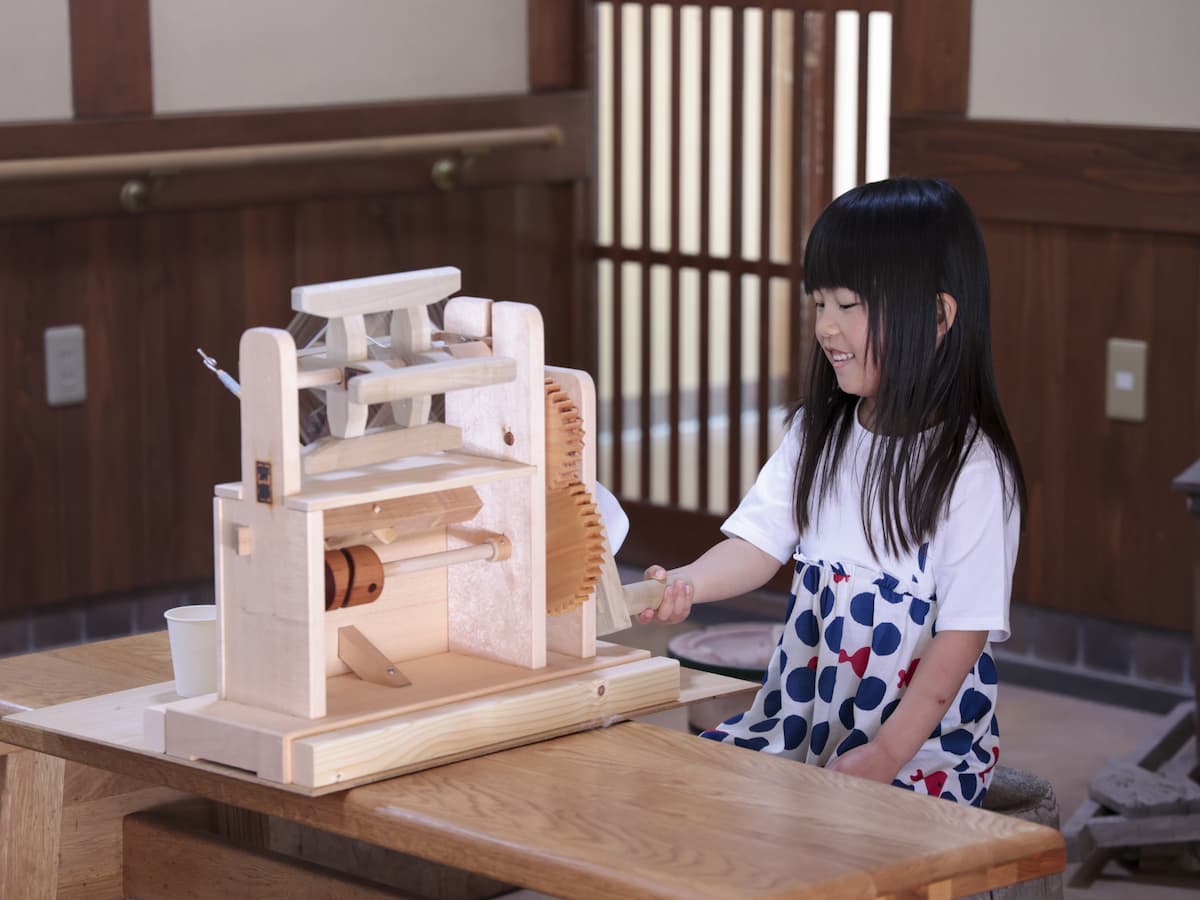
{"left": 324, "top": 536, "right": 512, "bottom": 611}
{"left": 323, "top": 544, "right": 385, "bottom": 611}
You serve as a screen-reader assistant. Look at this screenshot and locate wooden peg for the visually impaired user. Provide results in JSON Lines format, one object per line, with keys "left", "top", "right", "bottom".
{"left": 235, "top": 526, "right": 254, "bottom": 557}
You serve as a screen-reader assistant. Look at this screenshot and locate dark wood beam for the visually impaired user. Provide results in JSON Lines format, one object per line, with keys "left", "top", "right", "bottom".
{"left": 68, "top": 0, "right": 153, "bottom": 118}
{"left": 528, "top": 0, "right": 589, "bottom": 91}
{"left": 891, "top": 0, "right": 971, "bottom": 115}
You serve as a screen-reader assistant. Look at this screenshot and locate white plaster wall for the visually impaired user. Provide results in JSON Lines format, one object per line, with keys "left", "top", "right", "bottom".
{"left": 970, "top": 0, "right": 1200, "bottom": 128}
{"left": 150, "top": 0, "right": 528, "bottom": 113}
{"left": 0, "top": 0, "right": 73, "bottom": 123}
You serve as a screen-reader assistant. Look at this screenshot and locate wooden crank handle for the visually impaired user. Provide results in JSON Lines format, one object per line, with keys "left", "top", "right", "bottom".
{"left": 622, "top": 578, "right": 667, "bottom": 615}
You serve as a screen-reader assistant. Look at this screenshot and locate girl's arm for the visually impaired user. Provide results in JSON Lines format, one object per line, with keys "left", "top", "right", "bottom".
{"left": 826, "top": 628, "right": 988, "bottom": 783}
{"left": 638, "top": 537, "right": 782, "bottom": 624}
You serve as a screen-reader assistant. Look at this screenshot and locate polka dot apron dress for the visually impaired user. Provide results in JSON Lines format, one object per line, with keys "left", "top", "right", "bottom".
{"left": 700, "top": 551, "right": 1000, "bottom": 805}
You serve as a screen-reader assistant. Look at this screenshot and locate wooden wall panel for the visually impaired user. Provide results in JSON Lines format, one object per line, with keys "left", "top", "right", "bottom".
{"left": 892, "top": 117, "right": 1200, "bottom": 236}
{"left": 896, "top": 115, "right": 1200, "bottom": 631}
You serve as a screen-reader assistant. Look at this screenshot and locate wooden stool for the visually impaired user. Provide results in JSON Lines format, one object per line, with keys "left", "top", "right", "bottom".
{"left": 667, "top": 622, "right": 780, "bottom": 733}
{"left": 973, "top": 767, "right": 1063, "bottom": 899}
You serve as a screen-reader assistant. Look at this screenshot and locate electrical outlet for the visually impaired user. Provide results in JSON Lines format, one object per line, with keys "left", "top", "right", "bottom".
{"left": 1105, "top": 338, "right": 1147, "bottom": 422}
{"left": 45, "top": 325, "right": 87, "bottom": 406}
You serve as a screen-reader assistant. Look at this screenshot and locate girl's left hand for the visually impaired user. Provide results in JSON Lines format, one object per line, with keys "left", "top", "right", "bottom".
{"left": 825, "top": 742, "right": 903, "bottom": 784}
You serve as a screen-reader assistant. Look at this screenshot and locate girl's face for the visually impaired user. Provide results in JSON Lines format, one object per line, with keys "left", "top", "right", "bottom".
{"left": 813, "top": 287, "right": 880, "bottom": 420}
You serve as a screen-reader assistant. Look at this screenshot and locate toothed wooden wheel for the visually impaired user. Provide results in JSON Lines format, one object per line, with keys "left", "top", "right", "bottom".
{"left": 544, "top": 378, "right": 585, "bottom": 492}
{"left": 544, "top": 377, "right": 605, "bottom": 614}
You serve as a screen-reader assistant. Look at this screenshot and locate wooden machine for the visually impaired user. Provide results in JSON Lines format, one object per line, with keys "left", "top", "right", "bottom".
{"left": 144, "top": 267, "right": 680, "bottom": 791}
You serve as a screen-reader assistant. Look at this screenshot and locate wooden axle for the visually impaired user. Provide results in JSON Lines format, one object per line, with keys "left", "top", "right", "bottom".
{"left": 324, "top": 535, "right": 512, "bottom": 611}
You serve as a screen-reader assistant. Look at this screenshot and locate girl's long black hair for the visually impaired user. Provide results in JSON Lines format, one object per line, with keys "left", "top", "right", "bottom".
{"left": 792, "top": 177, "right": 1026, "bottom": 557}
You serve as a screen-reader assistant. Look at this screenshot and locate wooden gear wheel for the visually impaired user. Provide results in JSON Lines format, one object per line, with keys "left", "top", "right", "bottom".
{"left": 544, "top": 377, "right": 605, "bottom": 614}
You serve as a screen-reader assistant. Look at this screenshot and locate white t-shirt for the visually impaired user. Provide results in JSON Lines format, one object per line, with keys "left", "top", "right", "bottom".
{"left": 722, "top": 410, "right": 1019, "bottom": 642}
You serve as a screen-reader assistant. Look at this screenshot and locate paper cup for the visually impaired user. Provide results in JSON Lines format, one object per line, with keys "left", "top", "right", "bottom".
{"left": 164, "top": 604, "right": 218, "bottom": 698}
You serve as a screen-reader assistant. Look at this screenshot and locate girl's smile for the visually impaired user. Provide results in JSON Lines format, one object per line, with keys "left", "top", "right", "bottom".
{"left": 813, "top": 287, "right": 879, "bottom": 414}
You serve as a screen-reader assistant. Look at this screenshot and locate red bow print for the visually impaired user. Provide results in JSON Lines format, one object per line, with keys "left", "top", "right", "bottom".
{"left": 837, "top": 646, "right": 870, "bottom": 678}
{"left": 910, "top": 768, "right": 947, "bottom": 797}
{"left": 897, "top": 658, "right": 920, "bottom": 689}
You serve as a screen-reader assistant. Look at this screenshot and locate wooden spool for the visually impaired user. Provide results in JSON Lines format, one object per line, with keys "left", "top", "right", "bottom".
{"left": 323, "top": 545, "right": 385, "bottom": 610}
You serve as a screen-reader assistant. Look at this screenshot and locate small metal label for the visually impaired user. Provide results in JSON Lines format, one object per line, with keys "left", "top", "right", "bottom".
{"left": 255, "top": 461, "right": 273, "bottom": 504}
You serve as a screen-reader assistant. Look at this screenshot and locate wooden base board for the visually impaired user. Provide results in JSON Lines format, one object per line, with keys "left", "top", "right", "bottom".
{"left": 6, "top": 643, "right": 691, "bottom": 793}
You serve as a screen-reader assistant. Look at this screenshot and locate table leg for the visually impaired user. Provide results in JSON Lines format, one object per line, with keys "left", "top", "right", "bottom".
{"left": 0, "top": 747, "right": 65, "bottom": 900}
{"left": 211, "top": 801, "right": 271, "bottom": 850}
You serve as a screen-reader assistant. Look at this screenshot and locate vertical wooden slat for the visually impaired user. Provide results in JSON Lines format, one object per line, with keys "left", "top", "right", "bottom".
{"left": 789, "top": 10, "right": 809, "bottom": 404}
{"left": 668, "top": 5, "right": 683, "bottom": 508}
{"left": 820, "top": 12, "right": 837, "bottom": 211}
{"left": 856, "top": 10, "right": 870, "bottom": 186}
{"left": 698, "top": 6, "right": 713, "bottom": 512}
{"left": 611, "top": 2, "right": 626, "bottom": 496}
{"left": 728, "top": 8, "right": 745, "bottom": 510}
{"left": 757, "top": 11, "right": 775, "bottom": 466}
{"left": 67, "top": 0, "right": 153, "bottom": 118}
{"left": 639, "top": 4, "right": 654, "bottom": 500}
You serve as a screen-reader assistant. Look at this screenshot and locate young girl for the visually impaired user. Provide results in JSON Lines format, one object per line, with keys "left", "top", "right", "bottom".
{"left": 639, "top": 177, "right": 1026, "bottom": 805}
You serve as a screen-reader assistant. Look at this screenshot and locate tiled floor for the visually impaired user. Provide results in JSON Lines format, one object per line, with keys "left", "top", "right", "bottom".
{"left": 501, "top": 614, "right": 1200, "bottom": 899}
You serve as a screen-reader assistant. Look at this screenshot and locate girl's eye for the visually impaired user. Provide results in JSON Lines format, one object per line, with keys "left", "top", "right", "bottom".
{"left": 838, "top": 302, "right": 858, "bottom": 311}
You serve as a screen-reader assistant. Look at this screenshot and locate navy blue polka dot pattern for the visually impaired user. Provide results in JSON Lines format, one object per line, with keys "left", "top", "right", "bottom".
{"left": 795, "top": 609, "right": 819, "bottom": 646}
{"left": 850, "top": 592, "right": 875, "bottom": 626}
{"left": 879, "top": 698, "right": 900, "bottom": 724}
{"left": 871, "top": 622, "right": 901, "bottom": 655}
{"left": 939, "top": 729, "right": 973, "bottom": 755}
{"left": 802, "top": 565, "right": 820, "bottom": 595}
{"left": 810, "top": 721, "right": 830, "bottom": 755}
{"left": 836, "top": 728, "right": 869, "bottom": 756}
{"left": 854, "top": 676, "right": 887, "bottom": 711}
{"left": 762, "top": 690, "right": 782, "bottom": 717}
{"left": 734, "top": 736, "right": 770, "bottom": 751}
{"left": 908, "top": 598, "right": 931, "bottom": 626}
{"left": 817, "top": 666, "right": 838, "bottom": 703}
{"left": 820, "top": 586, "right": 836, "bottom": 618}
{"left": 786, "top": 665, "right": 816, "bottom": 703}
{"left": 838, "top": 697, "right": 856, "bottom": 729}
{"left": 824, "top": 617, "right": 844, "bottom": 652}
{"left": 782, "top": 715, "right": 807, "bottom": 749}
{"left": 698, "top": 554, "right": 1001, "bottom": 806}
{"left": 958, "top": 689, "right": 992, "bottom": 723}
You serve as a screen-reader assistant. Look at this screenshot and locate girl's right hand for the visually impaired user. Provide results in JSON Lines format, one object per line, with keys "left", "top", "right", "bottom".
{"left": 637, "top": 565, "right": 695, "bottom": 625}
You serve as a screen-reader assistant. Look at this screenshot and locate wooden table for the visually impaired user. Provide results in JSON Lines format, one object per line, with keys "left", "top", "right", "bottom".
{"left": 0, "top": 632, "right": 1065, "bottom": 899}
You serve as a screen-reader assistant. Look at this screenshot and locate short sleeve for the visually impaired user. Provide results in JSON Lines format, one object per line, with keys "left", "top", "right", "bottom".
{"left": 720, "top": 422, "right": 803, "bottom": 564}
{"left": 929, "top": 451, "right": 1021, "bottom": 643}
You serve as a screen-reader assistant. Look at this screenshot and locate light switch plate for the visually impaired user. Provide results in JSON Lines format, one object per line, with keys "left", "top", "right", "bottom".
{"left": 45, "top": 325, "right": 87, "bottom": 406}
{"left": 1105, "top": 337, "right": 1147, "bottom": 422}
